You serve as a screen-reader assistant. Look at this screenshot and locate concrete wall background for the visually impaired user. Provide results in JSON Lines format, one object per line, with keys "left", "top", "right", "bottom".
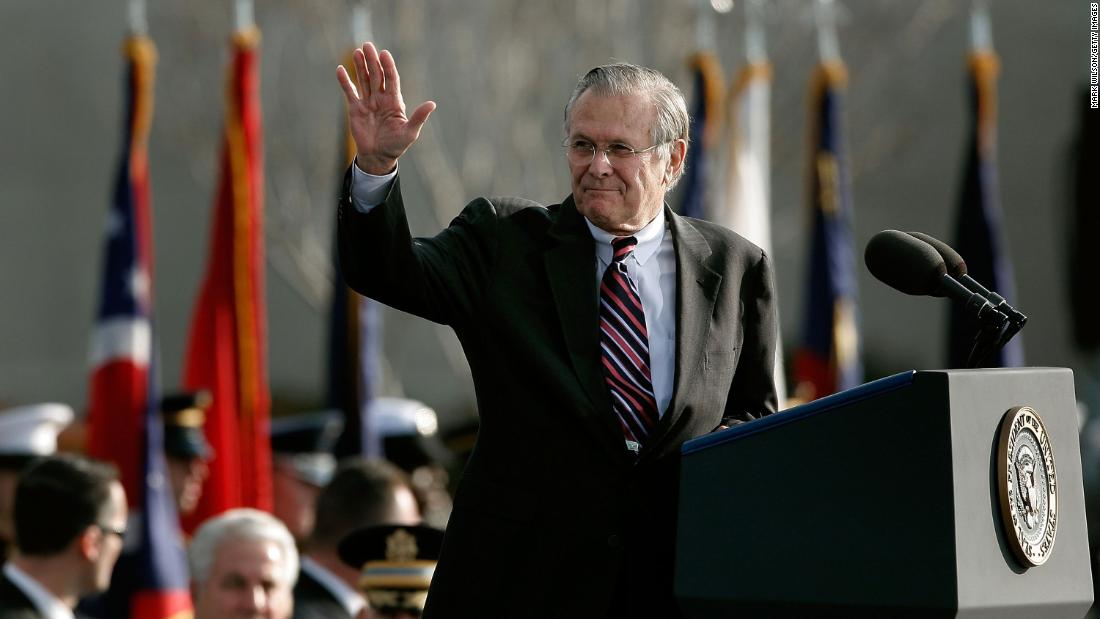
{"left": 0, "top": 0, "right": 1091, "bottom": 429}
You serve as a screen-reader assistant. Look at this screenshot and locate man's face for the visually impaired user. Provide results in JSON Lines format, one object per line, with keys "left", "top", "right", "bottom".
{"left": 567, "top": 91, "right": 685, "bottom": 236}
{"left": 167, "top": 455, "right": 209, "bottom": 515}
{"left": 193, "top": 536, "right": 294, "bottom": 619}
{"left": 90, "top": 481, "right": 128, "bottom": 593}
{"left": 272, "top": 465, "right": 320, "bottom": 543}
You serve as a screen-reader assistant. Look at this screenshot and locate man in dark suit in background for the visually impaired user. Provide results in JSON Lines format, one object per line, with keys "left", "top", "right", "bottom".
{"left": 0, "top": 455, "right": 127, "bottom": 617}
{"left": 335, "top": 43, "right": 777, "bottom": 618}
{"left": 293, "top": 459, "right": 421, "bottom": 619}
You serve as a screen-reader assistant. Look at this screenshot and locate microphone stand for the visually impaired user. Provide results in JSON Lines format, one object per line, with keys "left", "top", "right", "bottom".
{"left": 966, "top": 312, "right": 1010, "bottom": 368}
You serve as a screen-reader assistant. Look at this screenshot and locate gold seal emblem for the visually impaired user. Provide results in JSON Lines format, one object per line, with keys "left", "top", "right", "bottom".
{"left": 996, "top": 406, "right": 1058, "bottom": 566}
{"left": 385, "top": 528, "right": 419, "bottom": 562}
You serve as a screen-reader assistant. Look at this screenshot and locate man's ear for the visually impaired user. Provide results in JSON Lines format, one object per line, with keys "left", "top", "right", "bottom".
{"left": 666, "top": 138, "right": 688, "bottom": 184}
{"left": 77, "top": 525, "right": 101, "bottom": 561}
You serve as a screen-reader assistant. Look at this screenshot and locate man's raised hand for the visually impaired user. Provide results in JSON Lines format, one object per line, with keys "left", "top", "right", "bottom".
{"left": 336, "top": 42, "right": 436, "bottom": 175}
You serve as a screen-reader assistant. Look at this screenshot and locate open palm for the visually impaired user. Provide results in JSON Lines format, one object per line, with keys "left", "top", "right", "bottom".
{"left": 336, "top": 42, "right": 436, "bottom": 175}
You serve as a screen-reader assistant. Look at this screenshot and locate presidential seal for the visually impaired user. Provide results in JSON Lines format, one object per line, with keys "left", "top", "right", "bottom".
{"left": 996, "top": 406, "right": 1058, "bottom": 566}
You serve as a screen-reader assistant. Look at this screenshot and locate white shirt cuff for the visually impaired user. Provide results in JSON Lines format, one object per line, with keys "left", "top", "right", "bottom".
{"left": 350, "top": 160, "right": 397, "bottom": 213}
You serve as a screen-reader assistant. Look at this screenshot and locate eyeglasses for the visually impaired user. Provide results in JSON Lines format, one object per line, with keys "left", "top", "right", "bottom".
{"left": 562, "top": 139, "right": 666, "bottom": 167}
{"left": 95, "top": 523, "right": 126, "bottom": 539}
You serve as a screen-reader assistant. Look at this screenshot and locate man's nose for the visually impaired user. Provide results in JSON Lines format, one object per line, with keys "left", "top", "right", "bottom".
{"left": 587, "top": 149, "right": 613, "bottom": 176}
{"left": 243, "top": 586, "right": 267, "bottom": 612}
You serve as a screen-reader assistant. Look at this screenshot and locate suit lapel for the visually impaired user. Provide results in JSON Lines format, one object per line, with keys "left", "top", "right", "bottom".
{"left": 647, "top": 209, "right": 721, "bottom": 452}
{"left": 544, "top": 197, "right": 631, "bottom": 458}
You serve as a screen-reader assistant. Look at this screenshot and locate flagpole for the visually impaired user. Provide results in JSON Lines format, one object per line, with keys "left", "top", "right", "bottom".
{"left": 694, "top": 0, "right": 716, "bottom": 52}
{"left": 814, "top": 0, "right": 841, "bottom": 63}
{"left": 128, "top": 0, "right": 147, "bottom": 36}
{"left": 352, "top": 1, "right": 372, "bottom": 46}
{"left": 745, "top": 0, "right": 766, "bottom": 64}
{"left": 234, "top": 0, "right": 254, "bottom": 33}
{"left": 969, "top": 0, "right": 993, "bottom": 52}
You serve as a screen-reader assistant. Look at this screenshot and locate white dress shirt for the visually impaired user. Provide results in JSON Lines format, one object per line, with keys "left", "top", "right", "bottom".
{"left": 584, "top": 211, "right": 676, "bottom": 416}
{"left": 299, "top": 556, "right": 366, "bottom": 619}
{"left": 3, "top": 562, "right": 75, "bottom": 619}
{"left": 349, "top": 164, "right": 677, "bottom": 415}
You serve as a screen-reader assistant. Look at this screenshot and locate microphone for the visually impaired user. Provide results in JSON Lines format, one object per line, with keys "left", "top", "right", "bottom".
{"left": 864, "top": 230, "right": 1009, "bottom": 327}
{"left": 906, "top": 231, "right": 1028, "bottom": 333}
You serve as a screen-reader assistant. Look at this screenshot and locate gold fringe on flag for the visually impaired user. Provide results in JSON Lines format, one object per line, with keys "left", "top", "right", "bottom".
{"left": 687, "top": 51, "right": 726, "bottom": 149}
{"left": 125, "top": 35, "right": 157, "bottom": 187}
{"left": 968, "top": 50, "right": 999, "bottom": 158}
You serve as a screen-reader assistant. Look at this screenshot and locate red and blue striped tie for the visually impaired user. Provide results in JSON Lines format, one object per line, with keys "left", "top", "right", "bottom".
{"left": 600, "top": 236, "right": 659, "bottom": 453}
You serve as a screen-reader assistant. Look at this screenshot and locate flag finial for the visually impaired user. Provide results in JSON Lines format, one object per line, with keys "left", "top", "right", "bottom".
{"left": 969, "top": 0, "right": 994, "bottom": 52}
{"left": 814, "top": 0, "right": 842, "bottom": 63}
{"left": 234, "top": 0, "right": 255, "bottom": 33}
{"left": 744, "top": 0, "right": 767, "bottom": 64}
{"left": 127, "top": 0, "right": 147, "bottom": 35}
{"left": 352, "top": 1, "right": 373, "bottom": 47}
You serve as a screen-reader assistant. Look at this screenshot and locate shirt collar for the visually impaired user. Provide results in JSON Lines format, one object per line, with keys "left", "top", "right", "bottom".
{"left": 300, "top": 556, "right": 367, "bottom": 618}
{"left": 585, "top": 207, "right": 666, "bottom": 267}
{"left": 3, "top": 562, "right": 74, "bottom": 619}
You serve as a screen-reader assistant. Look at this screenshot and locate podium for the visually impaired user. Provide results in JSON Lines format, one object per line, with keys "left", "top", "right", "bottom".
{"left": 675, "top": 368, "right": 1093, "bottom": 617}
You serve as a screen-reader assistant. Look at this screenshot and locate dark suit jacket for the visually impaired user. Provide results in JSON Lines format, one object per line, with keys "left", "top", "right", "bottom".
{"left": 0, "top": 571, "right": 44, "bottom": 619}
{"left": 337, "top": 172, "right": 778, "bottom": 618}
{"left": 292, "top": 566, "right": 353, "bottom": 619}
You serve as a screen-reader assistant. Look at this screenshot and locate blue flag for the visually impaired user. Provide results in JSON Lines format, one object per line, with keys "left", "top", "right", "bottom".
{"left": 677, "top": 52, "right": 724, "bottom": 219}
{"left": 948, "top": 50, "right": 1023, "bottom": 368}
{"left": 794, "top": 62, "right": 862, "bottom": 400}
{"left": 946, "top": 50, "right": 1020, "bottom": 367}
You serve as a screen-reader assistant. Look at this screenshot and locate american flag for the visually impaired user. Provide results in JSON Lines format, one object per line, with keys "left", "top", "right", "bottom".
{"left": 84, "top": 34, "right": 192, "bottom": 618}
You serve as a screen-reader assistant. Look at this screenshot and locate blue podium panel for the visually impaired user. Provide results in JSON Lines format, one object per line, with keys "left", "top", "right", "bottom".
{"left": 676, "top": 369, "right": 1092, "bottom": 618}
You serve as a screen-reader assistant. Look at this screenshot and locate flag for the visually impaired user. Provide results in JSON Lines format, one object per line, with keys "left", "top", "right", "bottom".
{"left": 328, "top": 50, "right": 383, "bottom": 458}
{"left": 793, "top": 62, "right": 861, "bottom": 400}
{"left": 84, "top": 34, "right": 192, "bottom": 618}
{"left": 716, "top": 60, "right": 788, "bottom": 405}
{"left": 947, "top": 50, "right": 1023, "bottom": 368}
{"left": 181, "top": 27, "right": 271, "bottom": 531}
{"left": 677, "top": 51, "right": 724, "bottom": 219}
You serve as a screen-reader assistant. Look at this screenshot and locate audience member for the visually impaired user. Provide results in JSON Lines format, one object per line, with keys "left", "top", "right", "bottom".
{"left": 161, "top": 391, "right": 214, "bottom": 517}
{"left": 294, "top": 459, "right": 420, "bottom": 619}
{"left": 0, "top": 455, "right": 126, "bottom": 617}
{"left": 370, "top": 398, "right": 453, "bottom": 529}
{"left": 0, "top": 404, "right": 73, "bottom": 563}
{"left": 188, "top": 508, "right": 298, "bottom": 619}
{"left": 271, "top": 412, "right": 344, "bottom": 544}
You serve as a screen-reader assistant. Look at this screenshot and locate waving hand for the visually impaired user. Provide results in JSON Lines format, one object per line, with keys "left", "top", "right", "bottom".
{"left": 336, "top": 42, "right": 436, "bottom": 175}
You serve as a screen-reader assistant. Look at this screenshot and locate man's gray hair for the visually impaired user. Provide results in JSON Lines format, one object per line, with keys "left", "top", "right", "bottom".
{"left": 188, "top": 508, "right": 299, "bottom": 587}
{"left": 563, "top": 63, "right": 691, "bottom": 184}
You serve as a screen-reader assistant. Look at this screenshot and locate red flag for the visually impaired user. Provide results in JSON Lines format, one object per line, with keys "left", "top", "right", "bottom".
{"left": 181, "top": 27, "right": 271, "bottom": 532}
{"left": 85, "top": 34, "right": 193, "bottom": 618}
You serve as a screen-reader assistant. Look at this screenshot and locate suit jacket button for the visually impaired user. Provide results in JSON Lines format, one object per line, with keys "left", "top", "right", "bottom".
{"left": 607, "top": 533, "right": 621, "bottom": 548}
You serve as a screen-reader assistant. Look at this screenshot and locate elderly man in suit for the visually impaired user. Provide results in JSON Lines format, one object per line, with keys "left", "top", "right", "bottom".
{"left": 334, "top": 44, "right": 778, "bottom": 618}
{"left": 188, "top": 509, "right": 298, "bottom": 619}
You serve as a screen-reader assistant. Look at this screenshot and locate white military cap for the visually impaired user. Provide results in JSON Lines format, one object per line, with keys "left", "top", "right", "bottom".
{"left": 0, "top": 403, "right": 74, "bottom": 456}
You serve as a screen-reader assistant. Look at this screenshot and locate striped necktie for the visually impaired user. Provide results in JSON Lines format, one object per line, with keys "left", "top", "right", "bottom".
{"left": 599, "top": 236, "right": 659, "bottom": 454}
